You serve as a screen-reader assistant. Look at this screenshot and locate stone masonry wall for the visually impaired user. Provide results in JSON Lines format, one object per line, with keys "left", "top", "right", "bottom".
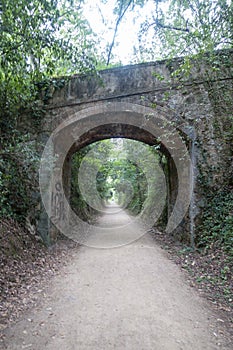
{"left": 36, "top": 50, "right": 233, "bottom": 243}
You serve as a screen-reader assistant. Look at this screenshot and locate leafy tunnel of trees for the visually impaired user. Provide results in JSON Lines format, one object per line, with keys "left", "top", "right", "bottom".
{"left": 70, "top": 139, "right": 167, "bottom": 225}
{"left": 0, "top": 0, "right": 232, "bottom": 257}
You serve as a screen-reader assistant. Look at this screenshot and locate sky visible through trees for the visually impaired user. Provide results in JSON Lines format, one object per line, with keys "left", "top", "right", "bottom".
{"left": 83, "top": 0, "right": 159, "bottom": 64}
{"left": 83, "top": 0, "right": 233, "bottom": 65}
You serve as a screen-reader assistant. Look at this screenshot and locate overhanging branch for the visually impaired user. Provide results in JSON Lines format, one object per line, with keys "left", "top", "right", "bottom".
{"left": 151, "top": 19, "right": 190, "bottom": 33}
{"left": 106, "top": 0, "right": 134, "bottom": 66}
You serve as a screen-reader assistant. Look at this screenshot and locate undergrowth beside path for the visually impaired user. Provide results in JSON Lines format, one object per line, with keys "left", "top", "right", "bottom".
{"left": 0, "top": 219, "right": 79, "bottom": 341}
{"left": 151, "top": 228, "right": 232, "bottom": 336}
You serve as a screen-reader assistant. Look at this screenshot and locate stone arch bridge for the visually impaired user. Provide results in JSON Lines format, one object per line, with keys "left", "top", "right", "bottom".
{"left": 35, "top": 50, "right": 233, "bottom": 245}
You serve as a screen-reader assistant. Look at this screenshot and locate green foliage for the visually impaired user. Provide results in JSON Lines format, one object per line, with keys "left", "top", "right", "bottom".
{"left": 71, "top": 145, "right": 92, "bottom": 219}
{"left": 99, "top": 157, "right": 148, "bottom": 213}
{"left": 70, "top": 139, "right": 164, "bottom": 224}
{"left": 70, "top": 140, "right": 113, "bottom": 220}
{"left": 0, "top": 0, "right": 97, "bottom": 121}
{"left": 138, "top": 0, "right": 233, "bottom": 60}
{"left": 197, "top": 189, "right": 233, "bottom": 256}
{"left": 95, "top": 139, "right": 149, "bottom": 213}
{"left": 0, "top": 0, "right": 98, "bottom": 221}
{"left": 0, "top": 135, "right": 40, "bottom": 221}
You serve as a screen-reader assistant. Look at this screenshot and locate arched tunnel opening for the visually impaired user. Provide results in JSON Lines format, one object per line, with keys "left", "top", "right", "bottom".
{"left": 40, "top": 102, "right": 193, "bottom": 246}
{"left": 68, "top": 138, "right": 170, "bottom": 229}
{"left": 61, "top": 123, "right": 183, "bottom": 243}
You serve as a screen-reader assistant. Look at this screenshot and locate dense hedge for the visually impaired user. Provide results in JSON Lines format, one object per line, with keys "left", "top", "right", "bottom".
{"left": 197, "top": 188, "right": 233, "bottom": 256}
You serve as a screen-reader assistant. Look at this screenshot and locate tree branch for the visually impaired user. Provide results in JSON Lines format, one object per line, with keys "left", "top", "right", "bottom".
{"left": 154, "top": 19, "right": 190, "bottom": 33}
{"left": 106, "top": 0, "right": 133, "bottom": 66}
{"left": 152, "top": 1, "right": 189, "bottom": 35}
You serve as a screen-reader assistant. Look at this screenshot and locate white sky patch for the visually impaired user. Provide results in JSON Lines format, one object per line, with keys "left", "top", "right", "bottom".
{"left": 83, "top": 0, "right": 159, "bottom": 64}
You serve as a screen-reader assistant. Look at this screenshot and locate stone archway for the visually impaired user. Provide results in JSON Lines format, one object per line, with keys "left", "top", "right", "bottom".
{"left": 39, "top": 102, "right": 194, "bottom": 245}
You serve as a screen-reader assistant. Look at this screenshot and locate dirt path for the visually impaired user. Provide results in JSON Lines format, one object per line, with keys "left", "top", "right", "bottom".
{"left": 2, "top": 206, "right": 231, "bottom": 349}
